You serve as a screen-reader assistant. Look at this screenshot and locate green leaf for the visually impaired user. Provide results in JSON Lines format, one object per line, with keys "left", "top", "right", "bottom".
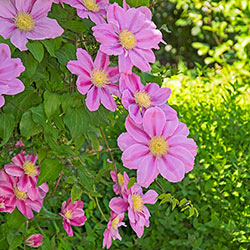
{"left": 0, "top": 113, "right": 15, "bottom": 146}
{"left": 20, "top": 111, "right": 43, "bottom": 138}
{"left": 7, "top": 233, "right": 23, "bottom": 250}
{"left": 55, "top": 44, "right": 76, "bottom": 65}
{"left": 38, "top": 158, "right": 63, "bottom": 185}
{"left": 44, "top": 91, "right": 61, "bottom": 118}
{"left": 41, "top": 37, "right": 62, "bottom": 57}
{"left": 71, "top": 184, "right": 83, "bottom": 202}
{"left": 27, "top": 41, "right": 44, "bottom": 63}
{"left": 7, "top": 209, "right": 26, "bottom": 229}
{"left": 30, "top": 104, "right": 46, "bottom": 126}
{"left": 127, "top": 177, "right": 136, "bottom": 189}
{"left": 126, "top": 0, "right": 149, "bottom": 7}
{"left": 62, "top": 20, "right": 86, "bottom": 33}
{"left": 64, "top": 107, "right": 88, "bottom": 139}
{"left": 78, "top": 165, "right": 94, "bottom": 191}
{"left": 179, "top": 198, "right": 187, "bottom": 207}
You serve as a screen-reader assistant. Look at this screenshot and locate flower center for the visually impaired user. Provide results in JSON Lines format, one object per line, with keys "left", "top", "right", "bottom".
{"left": 111, "top": 216, "right": 120, "bottom": 229}
{"left": 14, "top": 186, "right": 28, "bottom": 200}
{"left": 23, "top": 161, "right": 37, "bottom": 177}
{"left": 64, "top": 210, "right": 72, "bottom": 220}
{"left": 117, "top": 173, "right": 124, "bottom": 186}
{"left": 82, "top": 0, "right": 100, "bottom": 12}
{"left": 15, "top": 12, "right": 35, "bottom": 32}
{"left": 149, "top": 136, "right": 169, "bottom": 158}
{"left": 134, "top": 90, "right": 152, "bottom": 108}
{"left": 90, "top": 68, "right": 110, "bottom": 87}
{"left": 131, "top": 193, "right": 143, "bottom": 212}
{"left": 119, "top": 29, "right": 137, "bottom": 50}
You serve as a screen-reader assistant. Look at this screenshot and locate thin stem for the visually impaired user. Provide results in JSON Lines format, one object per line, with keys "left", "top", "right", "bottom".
{"left": 95, "top": 196, "right": 108, "bottom": 222}
{"left": 99, "top": 127, "right": 122, "bottom": 197}
{"left": 9, "top": 101, "right": 26, "bottom": 112}
{"left": 48, "top": 171, "right": 64, "bottom": 199}
{"left": 156, "top": 179, "right": 166, "bottom": 193}
{"left": 68, "top": 148, "right": 120, "bottom": 159}
{"left": 24, "top": 221, "right": 29, "bottom": 250}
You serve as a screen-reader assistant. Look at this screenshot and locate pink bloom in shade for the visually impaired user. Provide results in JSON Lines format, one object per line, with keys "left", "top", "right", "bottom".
{"left": 110, "top": 171, "right": 129, "bottom": 198}
{"left": 0, "top": 169, "right": 49, "bottom": 218}
{"left": 4, "top": 151, "right": 40, "bottom": 196}
{"left": 63, "top": 0, "right": 108, "bottom": 25}
{"left": 15, "top": 140, "right": 25, "bottom": 147}
{"left": 25, "top": 234, "right": 43, "bottom": 248}
{"left": 120, "top": 73, "right": 176, "bottom": 124}
{"left": 53, "top": 0, "right": 64, "bottom": 6}
{"left": 117, "top": 107, "right": 197, "bottom": 188}
{"left": 67, "top": 49, "right": 120, "bottom": 111}
{"left": 92, "top": 3, "right": 163, "bottom": 73}
{"left": 0, "top": 0, "right": 64, "bottom": 51}
{"left": 59, "top": 198, "right": 87, "bottom": 237}
{"left": 109, "top": 183, "right": 158, "bottom": 238}
{"left": 0, "top": 43, "right": 25, "bottom": 107}
{"left": 102, "top": 211, "right": 126, "bottom": 249}
{"left": 0, "top": 196, "right": 15, "bottom": 213}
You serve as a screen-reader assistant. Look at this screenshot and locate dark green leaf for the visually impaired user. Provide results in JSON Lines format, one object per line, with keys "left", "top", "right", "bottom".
{"left": 27, "top": 41, "right": 44, "bottom": 62}
{"left": 0, "top": 113, "right": 15, "bottom": 146}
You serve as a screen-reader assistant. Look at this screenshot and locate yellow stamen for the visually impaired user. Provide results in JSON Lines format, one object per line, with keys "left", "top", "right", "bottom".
{"left": 82, "top": 0, "right": 100, "bottom": 12}
{"left": 65, "top": 210, "right": 72, "bottom": 220}
{"left": 134, "top": 90, "right": 152, "bottom": 108}
{"left": 149, "top": 136, "right": 169, "bottom": 158}
{"left": 111, "top": 215, "right": 120, "bottom": 229}
{"left": 90, "top": 68, "right": 110, "bottom": 87}
{"left": 117, "top": 173, "right": 124, "bottom": 186}
{"left": 131, "top": 193, "right": 143, "bottom": 212}
{"left": 23, "top": 161, "right": 37, "bottom": 177}
{"left": 14, "top": 186, "right": 28, "bottom": 200}
{"left": 15, "top": 12, "right": 35, "bottom": 32}
{"left": 0, "top": 203, "right": 5, "bottom": 208}
{"left": 119, "top": 29, "right": 137, "bottom": 50}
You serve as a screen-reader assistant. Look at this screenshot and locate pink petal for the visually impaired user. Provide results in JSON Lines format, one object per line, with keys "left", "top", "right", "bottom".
{"left": 63, "top": 220, "right": 73, "bottom": 236}
{"left": 0, "top": 44, "right": 11, "bottom": 60}
{"left": 121, "top": 89, "right": 135, "bottom": 109}
{"left": 16, "top": 0, "right": 34, "bottom": 13}
{"left": 10, "top": 30, "right": 29, "bottom": 51}
{"left": 109, "top": 197, "right": 128, "bottom": 214}
{"left": 76, "top": 77, "right": 92, "bottom": 95}
{"left": 30, "top": 0, "right": 52, "bottom": 19}
{"left": 100, "top": 43, "right": 123, "bottom": 56}
{"left": 117, "top": 132, "right": 137, "bottom": 151}
{"left": 76, "top": 48, "right": 94, "bottom": 72}
{"left": 172, "top": 122, "right": 189, "bottom": 137}
{"left": 17, "top": 200, "right": 34, "bottom": 219}
{"left": 0, "top": 95, "right": 5, "bottom": 107}
{"left": 94, "top": 50, "right": 110, "bottom": 70}
{"left": 17, "top": 175, "right": 29, "bottom": 192}
{"left": 137, "top": 154, "right": 159, "bottom": 188}
{"left": 4, "top": 165, "right": 23, "bottom": 177}
{"left": 128, "top": 104, "right": 142, "bottom": 124}
{"left": 118, "top": 53, "right": 133, "bottom": 74}
{"left": 107, "top": 3, "right": 127, "bottom": 30}
{"left": 162, "top": 118, "right": 179, "bottom": 138}
{"left": 129, "top": 49, "right": 151, "bottom": 72}
{"left": 3, "top": 79, "right": 25, "bottom": 95}
{"left": 122, "top": 144, "right": 149, "bottom": 170}
{"left": 107, "top": 66, "right": 119, "bottom": 83}
{"left": 67, "top": 60, "right": 90, "bottom": 77}
{"left": 151, "top": 86, "right": 171, "bottom": 105}
{"left": 157, "top": 155, "right": 185, "bottom": 183}
{"left": 0, "top": 1, "right": 16, "bottom": 18}
{"left": 106, "top": 83, "right": 120, "bottom": 97}
{"left": 86, "top": 86, "right": 100, "bottom": 111}
{"left": 142, "top": 190, "right": 158, "bottom": 204}
{"left": 127, "top": 8, "right": 145, "bottom": 33}
{"left": 125, "top": 115, "right": 149, "bottom": 144}
{"left": 143, "top": 107, "right": 166, "bottom": 137}
{"left": 88, "top": 12, "right": 106, "bottom": 25}
{"left": 100, "top": 88, "right": 117, "bottom": 111}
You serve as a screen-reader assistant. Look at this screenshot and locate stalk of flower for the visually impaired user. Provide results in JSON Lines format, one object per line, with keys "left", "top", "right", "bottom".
{"left": 102, "top": 211, "right": 126, "bottom": 249}
{"left": 92, "top": 3, "right": 163, "bottom": 73}
{"left": 63, "top": 0, "right": 109, "bottom": 25}
{"left": 117, "top": 107, "right": 197, "bottom": 188}
{"left": 4, "top": 151, "right": 40, "bottom": 199}
{"left": 0, "top": 169, "right": 48, "bottom": 218}
{"left": 120, "top": 73, "right": 176, "bottom": 124}
{"left": 25, "top": 234, "right": 43, "bottom": 248}
{"left": 67, "top": 49, "right": 120, "bottom": 111}
{"left": 0, "top": 43, "right": 25, "bottom": 107}
{"left": 59, "top": 198, "right": 87, "bottom": 236}
{"left": 0, "top": 0, "right": 64, "bottom": 51}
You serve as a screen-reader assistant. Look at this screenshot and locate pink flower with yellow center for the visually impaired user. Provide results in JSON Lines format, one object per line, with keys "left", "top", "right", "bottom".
{"left": 117, "top": 107, "right": 197, "bottom": 188}
{"left": 92, "top": 3, "right": 163, "bottom": 73}
{"left": 25, "top": 234, "right": 43, "bottom": 248}
{"left": 109, "top": 182, "right": 157, "bottom": 238}
{"left": 110, "top": 171, "right": 129, "bottom": 198}
{"left": 0, "top": 169, "right": 48, "bottom": 218}
{"left": 120, "top": 73, "right": 176, "bottom": 124}
{"left": 0, "top": 0, "right": 64, "bottom": 51}
{"left": 4, "top": 151, "right": 40, "bottom": 199}
{"left": 67, "top": 49, "right": 120, "bottom": 111}
{"left": 0, "top": 43, "right": 25, "bottom": 107}
{"left": 63, "top": 0, "right": 108, "bottom": 25}
{"left": 102, "top": 211, "right": 126, "bottom": 249}
{"left": 59, "top": 198, "right": 87, "bottom": 236}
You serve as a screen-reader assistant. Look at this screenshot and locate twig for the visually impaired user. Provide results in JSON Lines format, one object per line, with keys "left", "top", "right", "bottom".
{"left": 48, "top": 171, "right": 64, "bottom": 199}
{"left": 99, "top": 127, "right": 122, "bottom": 197}
{"left": 95, "top": 196, "right": 108, "bottom": 221}
{"left": 156, "top": 179, "right": 166, "bottom": 193}
{"left": 9, "top": 101, "right": 26, "bottom": 112}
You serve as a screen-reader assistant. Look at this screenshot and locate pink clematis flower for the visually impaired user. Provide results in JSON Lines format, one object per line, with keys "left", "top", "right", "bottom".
{"left": 109, "top": 182, "right": 157, "bottom": 238}
{"left": 0, "top": 43, "right": 25, "bottom": 107}
{"left": 0, "top": 0, "right": 64, "bottom": 51}
{"left": 67, "top": 49, "right": 120, "bottom": 111}
{"left": 120, "top": 73, "right": 176, "bottom": 124}
{"left": 59, "top": 198, "right": 87, "bottom": 236}
{"left": 4, "top": 151, "right": 40, "bottom": 197}
{"left": 110, "top": 171, "right": 129, "bottom": 198}
{"left": 92, "top": 3, "right": 163, "bottom": 73}
{"left": 25, "top": 234, "right": 43, "bottom": 248}
{"left": 103, "top": 211, "right": 126, "bottom": 249}
{"left": 0, "top": 169, "right": 49, "bottom": 218}
{"left": 64, "top": 0, "right": 108, "bottom": 25}
{"left": 0, "top": 196, "right": 15, "bottom": 213}
{"left": 117, "top": 107, "right": 197, "bottom": 188}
